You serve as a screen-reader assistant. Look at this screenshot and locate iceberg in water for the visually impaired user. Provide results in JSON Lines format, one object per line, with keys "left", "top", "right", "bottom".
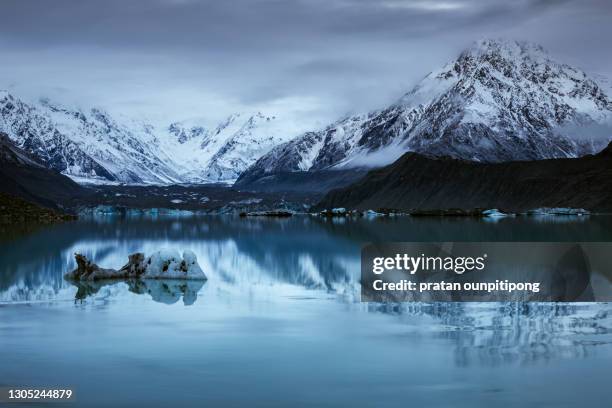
{"left": 65, "top": 250, "right": 207, "bottom": 281}
{"left": 365, "top": 209, "right": 383, "bottom": 217}
{"left": 482, "top": 209, "right": 512, "bottom": 218}
{"left": 145, "top": 249, "right": 205, "bottom": 280}
{"left": 527, "top": 208, "right": 590, "bottom": 216}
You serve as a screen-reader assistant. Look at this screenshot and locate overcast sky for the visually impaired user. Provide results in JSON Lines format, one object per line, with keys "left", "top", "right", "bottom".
{"left": 1, "top": 0, "right": 611, "bottom": 127}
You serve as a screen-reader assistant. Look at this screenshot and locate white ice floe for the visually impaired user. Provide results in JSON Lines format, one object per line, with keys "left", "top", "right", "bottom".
{"left": 365, "top": 209, "right": 383, "bottom": 217}
{"left": 145, "top": 249, "right": 206, "bottom": 280}
{"left": 482, "top": 209, "right": 512, "bottom": 218}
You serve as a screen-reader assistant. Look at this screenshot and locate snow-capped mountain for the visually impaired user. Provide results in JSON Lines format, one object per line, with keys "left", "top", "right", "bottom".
{"left": 0, "top": 91, "right": 185, "bottom": 184}
{"left": 159, "top": 112, "right": 308, "bottom": 182}
{"left": 0, "top": 91, "right": 304, "bottom": 184}
{"left": 4, "top": 39, "right": 611, "bottom": 186}
{"left": 238, "top": 39, "right": 612, "bottom": 183}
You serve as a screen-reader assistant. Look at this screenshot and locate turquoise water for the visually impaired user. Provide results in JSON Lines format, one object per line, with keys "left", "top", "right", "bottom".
{"left": 1, "top": 215, "right": 612, "bottom": 407}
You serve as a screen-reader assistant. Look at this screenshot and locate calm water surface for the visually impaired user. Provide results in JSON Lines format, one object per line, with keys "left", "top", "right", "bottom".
{"left": 1, "top": 215, "right": 612, "bottom": 407}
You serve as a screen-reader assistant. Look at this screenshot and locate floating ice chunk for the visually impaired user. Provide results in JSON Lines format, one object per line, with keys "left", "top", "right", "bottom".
{"left": 365, "top": 209, "right": 383, "bottom": 217}
{"left": 144, "top": 249, "right": 206, "bottom": 280}
{"left": 145, "top": 249, "right": 181, "bottom": 278}
{"left": 482, "top": 209, "right": 511, "bottom": 217}
{"left": 65, "top": 251, "right": 207, "bottom": 281}
{"left": 528, "top": 208, "right": 590, "bottom": 216}
{"left": 180, "top": 250, "right": 206, "bottom": 280}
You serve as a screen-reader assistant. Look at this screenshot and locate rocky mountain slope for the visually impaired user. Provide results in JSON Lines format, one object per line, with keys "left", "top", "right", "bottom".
{"left": 0, "top": 92, "right": 305, "bottom": 184}
{"left": 238, "top": 39, "right": 612, "bottom": 186}
{"left": 314, "top": 141, "right": 612, "bottom": 212}
{"left": 0, "top": 132, "right": 88, "bottom": 211}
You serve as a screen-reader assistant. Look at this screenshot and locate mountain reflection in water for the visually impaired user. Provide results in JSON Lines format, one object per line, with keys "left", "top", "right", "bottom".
{"left": 1, "top": 214, "right": 612, "bottom": 407}
{"left": 2, "top": 214, "right": 612, "bottom": 304}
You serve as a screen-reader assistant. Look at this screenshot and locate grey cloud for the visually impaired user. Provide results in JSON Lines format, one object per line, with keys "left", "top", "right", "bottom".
{"left": 0, "top": 0, "right": 610, "bottom": 126}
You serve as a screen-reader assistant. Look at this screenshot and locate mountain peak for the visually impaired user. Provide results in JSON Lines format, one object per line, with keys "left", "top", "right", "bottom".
{"left": 450, "top": 38, "right": 556, "bottom": 79}
{"left": 240, "top": 38, "right": 612, "bottom": 184}
{"left": 397, "top": 38, "right": 560, "bottom": 108}
{"left": 466, "top": 38, "right": 548, "bottom": 59}
{"left": 0, "top": 90, "right": 13, "bottom": 101}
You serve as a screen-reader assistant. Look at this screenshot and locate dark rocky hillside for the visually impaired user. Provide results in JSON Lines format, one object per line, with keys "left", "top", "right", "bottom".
{"left": 0, "top": 132, "right": 89, "bottom": 211}
{"left": 314, "top": 142, "right": 612, "bottom": 212}
{"left": 235, "top": 169, "right": 367, "bottom": 193}
{"left": 0, "top": 192, "right": 77, "bottom": 223}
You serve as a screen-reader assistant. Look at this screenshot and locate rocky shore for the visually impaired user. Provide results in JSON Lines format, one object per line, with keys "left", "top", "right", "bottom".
{"left": 0, "top": 192, "right": 77, "bottom": 224}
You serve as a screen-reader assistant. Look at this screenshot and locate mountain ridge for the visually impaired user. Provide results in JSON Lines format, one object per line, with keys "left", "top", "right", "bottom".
{"left": 238, "top": 39, "right": 612, "bottom": 187}
{"left": 0, "top": 91, "right": 306, "bottom": 185}
{"left": 3, "top": 39, "right": 611, "bottom": 188}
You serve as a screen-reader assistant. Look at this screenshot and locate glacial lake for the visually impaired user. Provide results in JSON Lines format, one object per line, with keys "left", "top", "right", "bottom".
{"left": 1, "top": 214, "right": 612, "bottom": 407}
